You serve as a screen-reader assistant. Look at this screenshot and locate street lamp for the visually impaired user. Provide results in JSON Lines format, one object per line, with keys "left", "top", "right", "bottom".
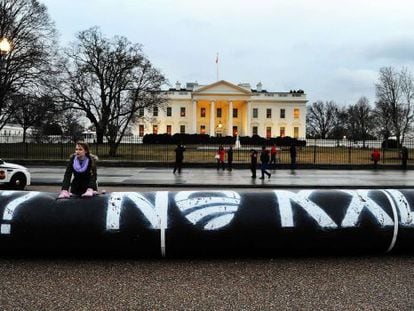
{"left": 0, "top": 38, "right": 11, "bottom": 54}
{"left": 0, "top": 37, "right": 11, "bottom": 73}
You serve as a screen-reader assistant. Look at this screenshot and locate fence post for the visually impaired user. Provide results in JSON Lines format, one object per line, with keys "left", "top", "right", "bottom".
{"left": 25, "top": 141, "right": 28, "bottom": 159}
{"left": 348, "top": 140, "right": 352, "bottom": 164}
{"left": 165, "top": 144, "right": 168, "bottom": 166}
{"left": 313, "top": 139, "right": 317, "bottom": 164}
{"left": 60, "top": 135, "right": 64, "bottom": 159}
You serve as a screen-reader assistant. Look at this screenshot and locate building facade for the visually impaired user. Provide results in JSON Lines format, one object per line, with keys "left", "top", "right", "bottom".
{"left": 136, "top": 80, "right": 307, "bottom": 139}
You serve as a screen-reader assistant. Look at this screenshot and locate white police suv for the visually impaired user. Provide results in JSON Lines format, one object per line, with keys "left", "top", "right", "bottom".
{"left": 0, "top": 159, "right": 31, "bottom": 190}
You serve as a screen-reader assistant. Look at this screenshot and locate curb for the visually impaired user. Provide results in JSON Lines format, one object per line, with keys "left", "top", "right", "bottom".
{"left": 30, "top": 181, "right": 414, "bottom": 189}
{"left": 7, "top": 159, "right": 414, "bottom": 170}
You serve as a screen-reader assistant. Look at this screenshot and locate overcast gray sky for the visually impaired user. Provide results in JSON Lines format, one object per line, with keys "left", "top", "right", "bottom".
{"left": 42, "top": 0, "right": 414, "bottom": 106}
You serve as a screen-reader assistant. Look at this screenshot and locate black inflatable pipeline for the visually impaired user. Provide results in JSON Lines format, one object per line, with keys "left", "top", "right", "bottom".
{"left": 0, "top": 189, "right": 414, "bottom": 257}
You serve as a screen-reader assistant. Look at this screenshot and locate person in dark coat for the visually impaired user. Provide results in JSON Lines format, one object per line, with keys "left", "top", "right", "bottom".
{"left": 290, "top": 142, "right": 297, "bottom": 170}
{"left": 173, "top": 143, "right": 186, "bottom": 174}
{"left": 58, "top": 141, "right": 98, "bottom": 198}
{"left": 227, "top": 146, "right": 233, "bottom": 171}
{"left": 401, "top": 146, "right": 408, "bottom": 170}
{"left": 259, "top": 145, "right": 271, "bottom": 179}
{"left": 250, "top": 149, "right": 258, "bottom": 178}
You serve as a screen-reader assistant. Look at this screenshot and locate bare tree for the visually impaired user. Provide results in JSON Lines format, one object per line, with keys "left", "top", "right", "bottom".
{"left": 60, "top": 109, "right": 85, "bottom": 143}
{"left": 306, "top": 101, "right": 339, "bottom": 139}
{"left": 0, "top": 0, "right": 57, "bottom": 130}
{"left": 375, "top": 67, "right": 414, "bottom": 146}
{"left": 51, "top": 27, "right": 167, "bottom": 156}
{"left": 330, "top": 106, "right": 348, "bottom": 140}
{"left": 373, "top": 100, "right": 392, "bottom": 142}
{"left": 347, "top": 97, "right": 374, "bottom": 146}
{"left": 10, "top": 93, "right": 56, "bottom": 142}
{"left": 399, "top": 68, "right": 414, "bottom": 144}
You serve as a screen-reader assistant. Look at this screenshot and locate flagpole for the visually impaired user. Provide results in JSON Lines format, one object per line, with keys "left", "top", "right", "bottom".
{"left": 216, "top": 52, "right": 219, "bottom": 81}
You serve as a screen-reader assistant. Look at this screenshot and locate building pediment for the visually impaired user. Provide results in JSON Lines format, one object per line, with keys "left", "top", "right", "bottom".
{"left": 193, "top": 80, "right": 251, "bottom": 96}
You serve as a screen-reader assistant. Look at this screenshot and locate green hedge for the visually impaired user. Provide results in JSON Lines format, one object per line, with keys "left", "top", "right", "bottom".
{"left": 143, "top": 133, "right": 306, "bottom": 146}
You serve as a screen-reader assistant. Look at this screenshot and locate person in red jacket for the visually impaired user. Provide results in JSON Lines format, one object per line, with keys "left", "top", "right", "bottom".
{"left": 270, "top": 144, "right": 277, "bottom": 169}
{"left": 371, "top": 148, "right": 380, "bottom": 169}
{"left": 216, "top": 145, "right": 226, "bottom": 171}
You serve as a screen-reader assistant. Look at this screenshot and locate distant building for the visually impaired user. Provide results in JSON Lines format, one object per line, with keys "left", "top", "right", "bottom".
{"left": 0, "top": 124, "right": 25, "bottom": 136}
{"left": 135, "top": 80, "right": 307, "bottom": 139}
{"left": 0, "top": 124, "right": 32, "bottom": 143}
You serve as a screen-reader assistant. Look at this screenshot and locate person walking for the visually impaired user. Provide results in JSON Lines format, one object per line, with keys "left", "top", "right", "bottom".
{"left": 250, "top": 149, "right": 258, "bottom": 178}
{"left": 173, "top": 143, "right": 186, "bottom": 174}
{"left": 290, "top": 142, "right": 297, "bottom": 170}
{"left": 270, "top": 144, "right": 277, "bottom": 169}
{"left": 216, "top": 145, "right": 226, "bottom": 171}
{"left": 401, "top": 146, "right": 408, "bottom": 170}
{"left": 58, "top": 141, "right": 98, "bottom": 198}
{"left": 259, "top": 145, "right": 271, "bottom": 179}
{"left": 371, "top": 148, "right": 380, "bottom": 169}
{"left": 227, "top": 146, "right": 233, "bottom": 171}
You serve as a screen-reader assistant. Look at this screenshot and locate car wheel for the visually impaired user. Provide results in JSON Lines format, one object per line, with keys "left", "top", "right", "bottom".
{"left": 9, "top": 173, "right": 27, "bottom": 190}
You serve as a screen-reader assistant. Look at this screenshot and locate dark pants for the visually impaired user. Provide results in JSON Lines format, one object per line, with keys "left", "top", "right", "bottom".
{"left": 173, "top": 161, "right": 183, "bottom": 173}
{"left": 69, "top": 177, "right": 97, "bottom": 196}
{"left": 217, "top": 160, "right": 225, "bottom": 170}
{"left": 402, "top": 159, "right": 407, "bottom": 170}
{"left": 261, "top": 163, "right": 271, "bottom": 178}
{"left": 228, "top": 161, "right": 233, "bottom": 171}
{"left": 270, "top": 154, "right": 276, "bottom": 168}
{"left": 291, "top": 156, "right": 296, "bottom": 169}
{"left": 250, "top": 163, "right": 256, "bottom": 178}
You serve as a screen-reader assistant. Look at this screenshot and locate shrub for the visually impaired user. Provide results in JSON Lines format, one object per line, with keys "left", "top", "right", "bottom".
{"left": 143, "top": 133, "right": 306, "bottom": 146}
{"left": 382, "top": 139, "right": 400, "bottom": 149}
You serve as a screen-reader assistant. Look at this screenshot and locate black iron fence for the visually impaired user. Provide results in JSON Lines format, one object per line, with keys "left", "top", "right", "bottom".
{"left": 0, "top": 135, "right": 412, "bottom": 166}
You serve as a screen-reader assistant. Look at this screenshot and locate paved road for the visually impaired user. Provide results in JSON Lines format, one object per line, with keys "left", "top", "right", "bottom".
{"left": 28, "top": 166, "right": 414, "bottom": 188}
{"left": 1, "top": 255, "right": 413, "bottom": 310}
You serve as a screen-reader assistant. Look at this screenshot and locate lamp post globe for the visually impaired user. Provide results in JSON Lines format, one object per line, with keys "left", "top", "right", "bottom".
{"left": 0, "top": 38, "right": 11, "bottom": 74}
{"left": 0, "top": 38, "right": 11, "bottom": 55}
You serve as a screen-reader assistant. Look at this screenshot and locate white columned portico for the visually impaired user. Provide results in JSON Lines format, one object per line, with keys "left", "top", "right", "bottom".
{"left": 247, "top": 100, "right": 252, "bottom": 136}
{"left": 228, "top": 100, "right": 233, "bottom": 136}
{"left": 210, "top": 100, "right": 215, "bottom": 136}
{"left": 192, "top": 100, "right": 197, "bottom": 134}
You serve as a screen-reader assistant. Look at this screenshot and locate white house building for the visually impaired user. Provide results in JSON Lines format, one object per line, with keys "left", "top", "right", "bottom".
{"left": 0, "top": 124, "right": 29, "bottom": 143}
{"left": 136, "top": 80, "right": 307, "bottom": 139}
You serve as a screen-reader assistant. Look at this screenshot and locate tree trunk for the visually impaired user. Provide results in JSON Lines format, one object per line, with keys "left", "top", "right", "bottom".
{"left": 108, "top": 142, "right": 119, "bottom": 157}
{"left": 396, "top": 134, "right": 401, "bottom": 148}
{"left": 22, "top": 128, "right": 27, "bottom": 143}
{"left": 362, "top": 132, "right": 366, "bottom": 148}
{"left": 96, "top": 130, "right": 104, "bottom": 144}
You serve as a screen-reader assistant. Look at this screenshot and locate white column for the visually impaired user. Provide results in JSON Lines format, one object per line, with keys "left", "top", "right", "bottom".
{"left": 192, "top": 100, "right": 197, "bottom": 134}
{"left": 228, "top": 100, "right": 233, "bottom": 136}
{"left": 210, "top": 100, "right": 215, "bottom": 136}
{"left": 247, "top": 101, "right": 252, "bottom": 136}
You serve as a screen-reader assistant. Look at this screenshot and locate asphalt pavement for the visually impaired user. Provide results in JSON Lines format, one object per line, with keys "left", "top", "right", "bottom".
{"left": 28, "top": 165, "right": 414, "bottom": 188}
{"left": 1, "top": 255, "right": 413, "bottom": 310}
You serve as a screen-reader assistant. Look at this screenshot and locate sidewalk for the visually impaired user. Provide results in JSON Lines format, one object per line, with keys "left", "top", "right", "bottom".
{"left": 28, "top": 166, "right": 414, "bottom": 188}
